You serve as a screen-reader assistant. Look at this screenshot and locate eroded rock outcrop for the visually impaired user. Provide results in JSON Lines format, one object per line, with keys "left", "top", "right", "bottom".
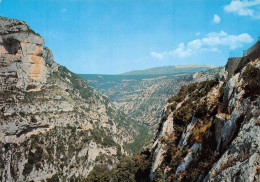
{"left": 0, "top": 17, "right": 137, "bottom": 181}
{"left": 0, "top": 17, "right": 57, "bottom": 92}
{"left": 149, "top": 41, "right": 260, "bottom": 182}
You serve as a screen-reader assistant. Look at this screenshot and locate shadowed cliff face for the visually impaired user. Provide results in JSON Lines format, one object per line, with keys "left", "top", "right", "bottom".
{"left": 0, "top": 17, "right": 140, "bottom": 181}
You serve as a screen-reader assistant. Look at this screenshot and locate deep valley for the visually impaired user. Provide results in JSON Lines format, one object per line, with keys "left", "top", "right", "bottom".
{"left": 0, "top": 15, "right": 259, "bottom": 182}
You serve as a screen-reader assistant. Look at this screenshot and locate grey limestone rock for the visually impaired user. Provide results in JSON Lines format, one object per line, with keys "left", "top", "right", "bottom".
{"left": 149, "top": 45, "right": 260, "bottom": 181}
{"left": 0, "top": 16, "right": 134, "bottom": 181}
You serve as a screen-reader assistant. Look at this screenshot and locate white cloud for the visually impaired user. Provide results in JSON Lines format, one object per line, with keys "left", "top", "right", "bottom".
{"left": 202, "top": 31, "right": 253, "bottom": 49}
{"left": 150, "top": 31, "right": 253, "bottom": 59}
{"left": 224, "top": 0, "right": 260, "bottom": 18}
{"left": 168, "top": 43, "right": 192, "bottom": 58}
{"left": 187, "top": 39, "right": 202, "bottom": 50}
{"left": 206, "top": 31, "right": 227, "bottom": 37}
{"left": 212, "top": 14, "right": 221, "bottom": 24}
{"left": 150, "top": 52, "right": 164, "bottom": 60}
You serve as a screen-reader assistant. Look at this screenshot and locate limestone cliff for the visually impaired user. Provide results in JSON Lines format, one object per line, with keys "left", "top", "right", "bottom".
{"left": 149, "top": 41, "right": 260, "bottom": 181}
{"left": 0, "top": 17, "right": 137, "bottom": 181}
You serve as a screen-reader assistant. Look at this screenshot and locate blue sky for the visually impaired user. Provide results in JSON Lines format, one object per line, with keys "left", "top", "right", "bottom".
{"left": 0, "top": 0, "right": 259, "bottom": 74}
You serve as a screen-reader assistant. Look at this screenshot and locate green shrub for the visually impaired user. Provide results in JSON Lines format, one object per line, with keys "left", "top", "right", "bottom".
{"left": 111, "top": 150, "right": 151, "bottom": 182}
{"left": 172, "top": 105, "right": 193, "bottom": 126}
{"left": 47, "top": 174, "right": 59, "bottom": 182}
{"left": 191, "top": 120, "right": 212, "bottom": 143}
{"left": 124, "top": 125, "right": 150, "bottom": 154}
{"left": 194, "top": 101, "right": 208, "bottom": 118}
{"left": 23, "top": 146, "right": 43, "bottom": 176}
{"left": 242, "top": 64, "right": 260, "bottom": 99}
{"left": 85, "top": 165, "right": 111, "bottom": 182}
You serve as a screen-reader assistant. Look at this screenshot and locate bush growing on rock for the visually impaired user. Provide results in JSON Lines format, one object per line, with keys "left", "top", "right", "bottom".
{"left": 243, "top": 64, "right": 260, "bottom": 99}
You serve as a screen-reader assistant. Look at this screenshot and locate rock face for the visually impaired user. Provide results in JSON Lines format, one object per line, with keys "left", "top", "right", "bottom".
{"left": 149, "top": 41, "right": 260, "bottom": 181}
{"left": 0, "top": 17, "right": 138, "bottom": 181}
{"left": 225, "top": 57, "right": 242, "bottom": 75}
{"left": 0, "top": 17, "right": 57, "bottom": 92}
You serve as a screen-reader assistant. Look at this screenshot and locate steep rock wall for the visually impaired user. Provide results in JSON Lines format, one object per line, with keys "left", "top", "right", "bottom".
{"left": 149, "top": 44, "right": 260, "bottom": 182}
{"left": 0, "top": 17, "right": 137, "bottom": 181}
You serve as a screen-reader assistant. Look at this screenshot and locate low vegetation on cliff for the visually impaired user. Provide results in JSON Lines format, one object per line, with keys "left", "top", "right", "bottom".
{"left": 1, "top": 16, "right": 259, "bottom": 182}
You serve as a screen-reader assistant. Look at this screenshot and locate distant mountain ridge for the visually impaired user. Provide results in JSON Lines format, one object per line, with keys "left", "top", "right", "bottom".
{"left": 121, "top": 64, "right": 220, "bottom": 75}
{"left": 79, "top": 67, "right": 223, "bottom": 137}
